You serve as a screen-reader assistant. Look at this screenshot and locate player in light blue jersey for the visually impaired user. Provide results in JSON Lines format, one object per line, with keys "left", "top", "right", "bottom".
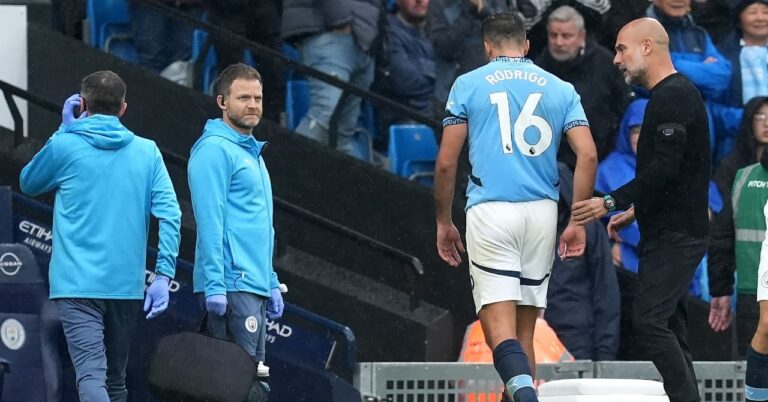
{"left": 434, "top": 12, "right": 597, "bottom": 402}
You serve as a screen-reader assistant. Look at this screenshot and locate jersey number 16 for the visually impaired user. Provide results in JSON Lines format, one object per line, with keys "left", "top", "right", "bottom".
{"left": 490, "top": 92, "right": 553, "bottom": 157}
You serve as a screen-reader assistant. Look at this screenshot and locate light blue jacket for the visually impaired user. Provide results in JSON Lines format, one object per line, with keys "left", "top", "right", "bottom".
{"left": 188, "top": 119, "right": 279, "bottom": 298}
{"left": 19, "top": 115, "right": 181, "bottom": 299}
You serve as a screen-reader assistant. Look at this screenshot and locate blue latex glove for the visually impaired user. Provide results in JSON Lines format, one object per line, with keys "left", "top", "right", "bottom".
{"left": 61, "top": 94, "right": 85, "bottom": 126}
{"left": 206, "top": 294, "right": 228, "bottom": 316}
{"left": 144, "top": 275, "right": 170, "bottom": 319}
{"left": 266, "top": 287, "right": 284, "bottom": 320}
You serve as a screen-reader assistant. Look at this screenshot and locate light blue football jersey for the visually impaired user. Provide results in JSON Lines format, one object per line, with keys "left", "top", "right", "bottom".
{"left": 444, "top": 56, "right": 589, "bottom": 210}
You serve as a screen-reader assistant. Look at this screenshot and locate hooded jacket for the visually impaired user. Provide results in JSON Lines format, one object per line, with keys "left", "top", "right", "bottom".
{"left": 535, "top": 39, "right": 633, "bottom": 166}
{"left": 597, "top": 99, "right": 723, "bottom": 274}
{"left": 281, "top": 0, "right": 381, "bottom": 52}
{"left": 647, "top": 5, "right": 732, "bottom": 102}
{"left": 19, "top": 115, "right": 181, "bottom": 299}
{"left": 709, "top": 97, "right": 768, "bottom": 296}
{"left": 188, "top": 119, "right": 279, "bottom": 298}
{"left": 595, "top": 99, "right": 647, "bottom": 272}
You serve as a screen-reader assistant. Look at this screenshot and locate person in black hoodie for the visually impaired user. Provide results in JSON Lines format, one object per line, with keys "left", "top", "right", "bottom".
{"left": 535, "top": 5, "right": 633, "bottom": 168}
{"left": 545, "top": 163, "right": 621, "bottom": 361}
{"left": 708, "top": 96, "right": 768, "bottom": 355}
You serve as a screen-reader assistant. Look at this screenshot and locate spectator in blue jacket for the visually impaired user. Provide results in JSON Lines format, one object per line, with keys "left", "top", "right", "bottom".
{"left": 647, "top": 0, "right": 733, "bottom": 102}
{"left": 719, "top": 0, "right": 768, "bottom": 107}
{"left": 596, "top": 98, "right": 723, "bottom": 298}
{"left": 281, "top": 0, "right": 381, "bottom": 160}
{"left": 385, "top": 0, "right": 435, "bottom": 119}
{"left": 19, "top": 70, "right": 182, "bottom": 402}
{"left": 188, "top": 64, "right": 284, "bottom": 396}
{"left": 647, "top": 0, "right": 739, "bottom": 160}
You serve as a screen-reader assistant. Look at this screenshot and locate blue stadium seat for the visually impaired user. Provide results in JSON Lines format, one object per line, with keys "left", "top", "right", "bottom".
{"left": 388, "top": 124, "right": 438, "bottom": 186}
{"left": 285, "top": 79, "right": 373, "bottom": 161}
{"left": 0, "top": 244, "right": 48, "bottom": 402}
{"left": 86, "top": 0, "right": 137, "bottom": 63}
{"left": 282, "top": 43, "right": 301, "bottom": 62}
{"left": 190, "top": 29, "right": 218, "bottom": 94}
{"left": 285, "top": 78, "right": 310, "bottom": 131}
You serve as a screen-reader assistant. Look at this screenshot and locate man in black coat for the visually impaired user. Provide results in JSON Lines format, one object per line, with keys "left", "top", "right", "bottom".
{"left": 535, "top": 5, "right": 633, "bottom": 168}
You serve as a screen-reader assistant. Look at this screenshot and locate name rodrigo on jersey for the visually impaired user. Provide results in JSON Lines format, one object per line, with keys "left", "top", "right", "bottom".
{"left": 485, "top": 69, "right": 548, "bottom": 86}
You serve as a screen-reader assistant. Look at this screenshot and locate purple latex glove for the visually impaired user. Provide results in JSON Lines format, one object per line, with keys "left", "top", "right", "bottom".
{"left": 61, "top": 94, "right": 85, "bottom": 126}
{"left": 144, "top": 275, "right": 170, "bottom": 319}
{"left": 206, "top": 294, "right": 228, "bottom": 316}
{"left": 266, "top": 287, "right": 284, "bottom": 320}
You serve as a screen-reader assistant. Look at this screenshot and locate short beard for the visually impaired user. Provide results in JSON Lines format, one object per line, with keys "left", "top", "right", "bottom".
{"left": 227, "top": 112, "right": 259, "bottom": 132}
{"left": 625, "top": 61, "right": 649, "bottom": 88}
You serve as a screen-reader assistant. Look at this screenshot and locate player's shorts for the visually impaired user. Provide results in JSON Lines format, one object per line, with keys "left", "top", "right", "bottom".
{"left": 466, "top": 199, "right": 557, "bottom": 313}
{"left": 759, "top": 259, "right": 768, "bottom": 302}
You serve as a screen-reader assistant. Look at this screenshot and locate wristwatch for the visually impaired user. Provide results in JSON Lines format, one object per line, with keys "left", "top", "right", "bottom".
{"left": 603, "top": 195, "right": 616, "bottom": 212}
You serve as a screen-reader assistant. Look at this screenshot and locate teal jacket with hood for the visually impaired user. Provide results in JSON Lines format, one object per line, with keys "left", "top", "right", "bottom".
{"left": 19, "top": 114, "right": 181, "bottom": 299}
{"left": 188, "top": 119, "right": 279, "bottom": 298}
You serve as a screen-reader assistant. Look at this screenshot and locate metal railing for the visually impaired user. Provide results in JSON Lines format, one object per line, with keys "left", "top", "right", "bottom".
{"left": 355, "top": 361, "right": 747, "bottom": 402}
{"left": 130, "top": 0, "right": 443, "bottom": 147}
{"left": 0, "top": 79, "right": 425, "bottom": 305}
{"left": 10, "top": 189, "right": 359, "bottom": 374}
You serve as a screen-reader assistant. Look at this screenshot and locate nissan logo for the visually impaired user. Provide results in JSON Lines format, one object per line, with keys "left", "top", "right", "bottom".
{"left": 0, "top": 252, "right": 22, "bottom": 276}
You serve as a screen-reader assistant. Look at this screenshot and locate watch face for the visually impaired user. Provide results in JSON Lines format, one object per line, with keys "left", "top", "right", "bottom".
{"left": 605, "top": 198, "right": 615, "bottom": 210}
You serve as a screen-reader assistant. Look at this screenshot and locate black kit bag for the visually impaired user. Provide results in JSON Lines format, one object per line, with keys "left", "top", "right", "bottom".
{"left": 147, "top": 314, "right": 265, "bottom": 402}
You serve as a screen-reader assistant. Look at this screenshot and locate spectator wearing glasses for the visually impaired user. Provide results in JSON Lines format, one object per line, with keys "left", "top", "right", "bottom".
{"left": 719, "top": 0, "right": 768, "bottom": 107}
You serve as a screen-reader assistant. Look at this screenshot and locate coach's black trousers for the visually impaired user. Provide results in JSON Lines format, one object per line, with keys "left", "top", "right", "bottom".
{"left": 634, "top": 230, "right": 709, "bottom": 402}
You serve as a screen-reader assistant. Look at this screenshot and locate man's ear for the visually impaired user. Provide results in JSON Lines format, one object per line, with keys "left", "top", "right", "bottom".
{"left": 217, "top": 95, "right": 226, "bottom": 110}
{"left": 483, "top": 41, "right": 492, "bottom": 59}
{"left": 642, "top": 38, "right": 653, "bottom": 56}
{"left": 523, "top": 39, "right": 530, "bottom": 56}
{"left": 118, "top": 102, "right": 127, "bottom": 118}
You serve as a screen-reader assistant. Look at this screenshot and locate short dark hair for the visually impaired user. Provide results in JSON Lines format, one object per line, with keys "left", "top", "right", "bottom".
{"left": 214, "top": 63, "right": 262, "bottom": 98}
{"left": 80, "top": 71, "right": 126, "bottom": 115}
{"left": 481, "top": 12, "right": 527, "bottom": 47}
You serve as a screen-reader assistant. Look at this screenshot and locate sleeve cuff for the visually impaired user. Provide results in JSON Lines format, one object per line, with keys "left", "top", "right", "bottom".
{"left": 269, "top": 271, "right": 280, "bottom": 289}
{"left": 564, "top": 120, "right": 589, "bottom": 131}
{"left": 610, "top": 190, "right": 631, "bottom": 211}
{"left": 443, "top": 116, "right": 467, "bottom": 127}
{"left": 155, "top": 263, "right": 175, "bottom": 280}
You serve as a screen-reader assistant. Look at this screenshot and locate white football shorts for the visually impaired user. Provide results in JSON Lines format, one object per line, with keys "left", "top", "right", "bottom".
{"left": 466, "top": 199, "right": 558, "bottom": 313}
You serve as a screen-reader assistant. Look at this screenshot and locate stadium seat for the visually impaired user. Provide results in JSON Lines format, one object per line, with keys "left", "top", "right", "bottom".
{"left": 388, "top": 124, "right": 437, "bottom": 186}
{"left": 0, "top": 357, "right": 8, "bottom": 400}
{"left": 357, "top": 100, "right": 377, "bottom": 143}
{"left": 285, "top": 78, "right": 310, "bottom": 131}
{"left": 285, "top": 77, "right": 375, "bottom": 162}
{"left": 86, "top": 0, "right": 137, "bottom": 63}
{"left": 190, "top": 29, "right": 218, "bottom": 94}
{"left": 0, "top": 244, "right": 48, "bottom": 402}
{"left": 282, "top": 43, "right": 301, "bottom": 62}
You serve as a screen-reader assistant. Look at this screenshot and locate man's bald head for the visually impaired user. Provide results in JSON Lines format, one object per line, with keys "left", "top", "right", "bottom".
{"left": 618, "top": 18, "right": 670, "bottom": 51}
{"left": 614, "top": 18, "right": 673, "bottom": 89}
